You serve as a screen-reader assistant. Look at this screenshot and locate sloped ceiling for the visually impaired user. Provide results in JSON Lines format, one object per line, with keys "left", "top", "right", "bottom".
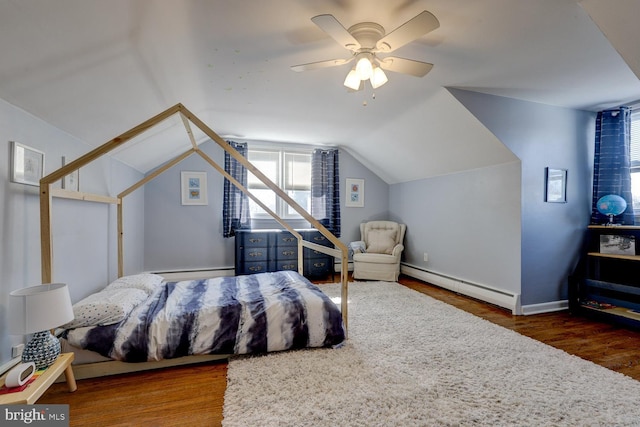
{"left": 0, "top": 0, "right": 639, "bottom": 184}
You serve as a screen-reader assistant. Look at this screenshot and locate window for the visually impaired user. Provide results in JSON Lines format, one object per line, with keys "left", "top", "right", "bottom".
{"left": 630, "top": 111, "right": 640, "bottom": 212}
{"left": 247, "top": 147, "right": 312, "bottom": 218}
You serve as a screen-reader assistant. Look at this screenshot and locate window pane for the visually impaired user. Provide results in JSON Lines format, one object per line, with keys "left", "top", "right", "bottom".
{"left": 248, "top": 150, "right": 278, "bottom": 189}
{"left": 249, "top": 189, "right": 276, "bottom": 215}
{"left": 632, "top": 172, "right": 640, "bottom": 212}
{"left": 286, "top": 190, "right": 311, "bottom": 216}
{"left": 284, "top": 152, "right": 311, "bottom": 191}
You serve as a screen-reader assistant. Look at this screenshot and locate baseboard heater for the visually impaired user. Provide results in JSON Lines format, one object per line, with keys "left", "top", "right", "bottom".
{"left": 401, "top": 264, "right": 522, "bottom": 315}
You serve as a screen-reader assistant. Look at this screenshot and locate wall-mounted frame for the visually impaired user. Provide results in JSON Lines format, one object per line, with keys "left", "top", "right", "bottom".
{"left": 181, "top": 171, "right": 208, "bottom": 205}
{"left": 61, "top": 156, "right": 80, "bottom": 191}
{"left": 545, "top": 167, "right": 567, "bottom": 203}
{"left": 346, "top": 178, "right": 364, "bottom": 208}
{"left": 10, "top": 141, "right": 45, "bottom": 186}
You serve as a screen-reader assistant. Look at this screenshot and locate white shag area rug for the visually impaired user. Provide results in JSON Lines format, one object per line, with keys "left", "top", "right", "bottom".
{"left": 223, "top": 281, "right": 640, "bottom": 426}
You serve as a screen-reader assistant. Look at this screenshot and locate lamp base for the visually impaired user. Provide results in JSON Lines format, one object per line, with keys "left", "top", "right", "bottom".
{"left": 21, "top": 331, "right": 61, "bottom": 370}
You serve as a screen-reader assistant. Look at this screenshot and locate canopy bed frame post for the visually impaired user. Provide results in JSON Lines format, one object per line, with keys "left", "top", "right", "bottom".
{"left": 40, "top": 182, "right": 53, "bottom": 283}
{"left": 117, "top": 198, "right": 124, "bottom": 278}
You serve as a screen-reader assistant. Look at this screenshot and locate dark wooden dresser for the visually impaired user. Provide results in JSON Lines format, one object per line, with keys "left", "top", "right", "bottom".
{"left": 234, "top": 229, "right": 334, "bottom": 279}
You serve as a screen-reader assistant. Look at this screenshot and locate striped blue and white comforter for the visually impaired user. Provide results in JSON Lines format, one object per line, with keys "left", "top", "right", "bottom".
{"left": 64, "top": 271, "right": 345, "bottom": 362}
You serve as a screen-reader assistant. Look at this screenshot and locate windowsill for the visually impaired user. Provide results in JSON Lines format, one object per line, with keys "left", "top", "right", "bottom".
{"left": 249, "top": 218, "right": 311, "bottom": 230}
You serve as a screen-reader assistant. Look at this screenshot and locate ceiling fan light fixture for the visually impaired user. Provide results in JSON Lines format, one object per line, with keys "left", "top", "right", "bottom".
{"left": 343, "top": 69, "right": 361, "bottom": 90}
{"left": 370, "top": 66, "right": 388, "bottom": 89}
{"left": 355, "top": 55, "right": 373, "bottom": 80}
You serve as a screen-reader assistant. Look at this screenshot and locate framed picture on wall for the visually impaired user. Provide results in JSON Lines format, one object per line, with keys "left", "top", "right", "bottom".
{"left": 181, "top": 171, "right": 208, "bottom": 205}
{"left": 10, "top": 141, "right": 45, "bottom": 186}
{"left": 544, "top": 167, "right": 567, "bottom": 203}
{"left": 61, "top": 156, "right": 80, "bottom": 191}
{"left": 346, "top": 178, "right": 364, "bottom": 207}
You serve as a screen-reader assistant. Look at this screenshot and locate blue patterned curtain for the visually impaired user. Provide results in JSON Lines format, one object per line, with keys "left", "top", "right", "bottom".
{"left": 223, "top": 141, "right": 250, "bottom": 237}
{"left": 311, "top": 149, "right": 341, "bottom": 237}
{"left": 591, "top": 107, "right": 635, "bottom": 224}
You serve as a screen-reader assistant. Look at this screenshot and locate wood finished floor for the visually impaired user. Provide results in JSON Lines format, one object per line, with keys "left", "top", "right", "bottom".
{"left": 39, "top": 275, "right": 640, "bottom": 426}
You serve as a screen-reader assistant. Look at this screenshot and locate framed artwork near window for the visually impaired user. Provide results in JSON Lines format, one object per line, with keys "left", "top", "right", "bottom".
{"left": 61, "top": 156, "right": 80, "bottom": 191}
{"left": 545, "top": 167, "right": 567, "bottom": 203}
{"left": 181, "top": 171, "right": 208, "bottom": 205}
{"left": 10, "top": 141, "right": 45, "bottom": 187}
{"left": 346, "top": 178, "right": 364, "bottom": 207}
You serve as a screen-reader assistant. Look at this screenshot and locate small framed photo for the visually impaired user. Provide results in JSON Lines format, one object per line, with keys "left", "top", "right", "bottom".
{"left": 544, "top": 167, "right": 567, "bottom": 203}
{"left": 181, "top": 171, "right": 208, "bottom": 205}
{"left": 346, "top": 178, "right": 364, "bottom": 208}
{"left": 10, "top": 141, "right": 45, "bottom": 186}
{"left": 61, "top": 156, "right": 80, "bottom": 191}
{"left": 600, "top": 235, "right": 636, "bottom": 255}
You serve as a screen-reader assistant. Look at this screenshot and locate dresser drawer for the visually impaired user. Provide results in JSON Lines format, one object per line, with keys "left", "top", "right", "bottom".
{"left": 275, "top": 232, "right": 297, "bottom": 248}
{"left": 237, "top": 233, "right": 269, "bottom": 248}
{"left": 245, "top": 247, "right": 268, "bottom": 261}
{"left": 273, "top": 260, "right": 298, "bottom": 271}
{"left": 240, "top": 262, "right": 269, "bottom": 275}
{"left": 305, "top": 257, "right": 332, "bottom": 277}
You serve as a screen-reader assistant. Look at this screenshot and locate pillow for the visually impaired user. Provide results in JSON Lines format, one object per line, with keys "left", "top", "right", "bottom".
{"left": 104, "top": 273, "right": 164, "bottom": 295}
{"left": 63, "top": 288, "right": 149, "bottom": 329}
{"left": 366, "top": 229, "right": 397, "bottom": 254}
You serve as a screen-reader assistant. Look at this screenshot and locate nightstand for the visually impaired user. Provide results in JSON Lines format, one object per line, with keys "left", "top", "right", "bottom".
{"left": 0, "top": 352, "right": 76, "bottom": 405}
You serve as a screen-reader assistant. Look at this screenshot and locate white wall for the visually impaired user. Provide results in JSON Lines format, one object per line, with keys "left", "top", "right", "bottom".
{"left": 390, "top": 162, "right": 522, "bottom": 296}
{"left": 0, "top": 99, "right": 144, "bottom": 367}
{"left": 142, "top": 140, "right": 389, "bottom": 271}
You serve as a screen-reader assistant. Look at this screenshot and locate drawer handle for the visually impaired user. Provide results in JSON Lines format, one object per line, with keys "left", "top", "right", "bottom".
{"left": 249, "top": 266, "right": 263, "bottom": 272}
{"left": 313, "top": 262, "right": 326, "bottom": 268}
{"left": 249, "top": 251, "right": 263, "bottom": 257}
{"left": 281, "top": 250, "right": 295, "bottom": 256}
{"left": 249, "top": 238, "right": 263, "bottom": 243}
{"left": 283, "top": 237, "right": 295, "bottom": 242}
{"left": 314, "top": 236, "right": 326, "bottom": 242}
{"left": 283, "top": 264, "right": 296, "bottom": 269}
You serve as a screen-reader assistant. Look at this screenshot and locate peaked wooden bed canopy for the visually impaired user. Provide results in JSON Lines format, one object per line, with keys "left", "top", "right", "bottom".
{"left": 38, "top": 103, "right": 349, "bottom": 332}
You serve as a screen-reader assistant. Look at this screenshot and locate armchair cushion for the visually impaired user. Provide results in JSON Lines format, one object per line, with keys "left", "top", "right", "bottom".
{"left": 366, "top": 229, "right": 397, "bottom": 254}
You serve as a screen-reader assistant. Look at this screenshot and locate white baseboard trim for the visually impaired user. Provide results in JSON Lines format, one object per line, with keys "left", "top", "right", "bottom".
{"left": 520, "top": 300, "right": 569, "bottom": 315}
{"left": 334, "top": 261, "right": 353, "bottom": 273}
{"left": 401, "top": 264, "right": 522, "bottom": 315}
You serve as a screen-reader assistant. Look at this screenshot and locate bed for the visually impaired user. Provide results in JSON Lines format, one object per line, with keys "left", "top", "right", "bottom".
{"left": 60, "top": 271, "right": 344, "bottom": 375}
{"left": 40, "top": 104, "right": 350, "bottom": 379}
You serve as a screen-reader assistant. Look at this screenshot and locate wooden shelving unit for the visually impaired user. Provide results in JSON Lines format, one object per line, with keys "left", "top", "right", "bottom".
{"left": 570, "top": 225, "right": 640, "bottom": 328}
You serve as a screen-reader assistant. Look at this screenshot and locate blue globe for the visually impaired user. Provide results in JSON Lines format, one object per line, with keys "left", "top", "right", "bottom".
{"left": 596, "top": 194, "right": 627, "bottom": 216}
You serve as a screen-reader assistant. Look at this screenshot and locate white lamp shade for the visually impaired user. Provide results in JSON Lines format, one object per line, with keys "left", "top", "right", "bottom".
{"left": 343, "top": 69, "right": 361, "bottom": 91}
{"left": 371, "top": 67, "right": 388, "bottom": 89}
{"left": 9, "top": 283, "right": 74, "bottom": 334}
{"left": 355, "top": 57, "right": 373, "bottom": 81}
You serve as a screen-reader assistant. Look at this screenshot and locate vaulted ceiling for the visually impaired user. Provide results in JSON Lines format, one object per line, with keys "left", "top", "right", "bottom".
{"left": 1, "top": 0, "right": 639, "bottom": 184}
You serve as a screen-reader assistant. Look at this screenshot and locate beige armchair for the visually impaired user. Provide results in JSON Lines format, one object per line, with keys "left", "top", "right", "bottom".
{"left": 352, "top": 221, "right": 406, "bottom": 282}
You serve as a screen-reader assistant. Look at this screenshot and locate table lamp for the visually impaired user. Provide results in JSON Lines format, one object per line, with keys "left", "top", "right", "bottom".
{"left": 9, "top": 283, "right": 74, "bottom": 370}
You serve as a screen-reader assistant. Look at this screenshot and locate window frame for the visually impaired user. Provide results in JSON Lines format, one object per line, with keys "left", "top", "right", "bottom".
{"left": 246, "top": 144, "right": 313, "bottom": 220}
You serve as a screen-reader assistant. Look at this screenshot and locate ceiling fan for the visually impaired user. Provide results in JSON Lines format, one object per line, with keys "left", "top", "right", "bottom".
{"left": 291, "top": 11, "right": 440, "bottom": 91}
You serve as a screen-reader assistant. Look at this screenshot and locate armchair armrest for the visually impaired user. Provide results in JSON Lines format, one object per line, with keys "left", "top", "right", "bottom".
{"left": 391, "top": 244, "right": 404, "bottom": 258}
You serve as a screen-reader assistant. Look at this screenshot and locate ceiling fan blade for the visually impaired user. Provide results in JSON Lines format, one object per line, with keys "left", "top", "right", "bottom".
{"left": 291, "top": 57, "right": 353, "bottom": 72}
{"left": 375, "top": 11, "right": 440, "bottom": 52}
{"left": 378, "top": 57, "right": 433, "bottom": 77}
{"left": 311, "top": 14, "right": 361, "bottom": 51}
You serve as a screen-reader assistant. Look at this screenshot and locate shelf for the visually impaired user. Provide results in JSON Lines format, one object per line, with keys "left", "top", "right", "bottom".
{"left": 588, "top": 225, "right": 640, "bottom": 230}
{"left": 580, "top": 304, "right": 640, "bottom": 322}
{"left": 587, "top": 252, "right": 640, "bottom": 261}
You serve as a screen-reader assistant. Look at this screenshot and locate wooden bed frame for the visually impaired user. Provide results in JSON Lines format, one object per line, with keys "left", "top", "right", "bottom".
{"left": 39, "top": 104, "right": 349, "bottom": 378}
